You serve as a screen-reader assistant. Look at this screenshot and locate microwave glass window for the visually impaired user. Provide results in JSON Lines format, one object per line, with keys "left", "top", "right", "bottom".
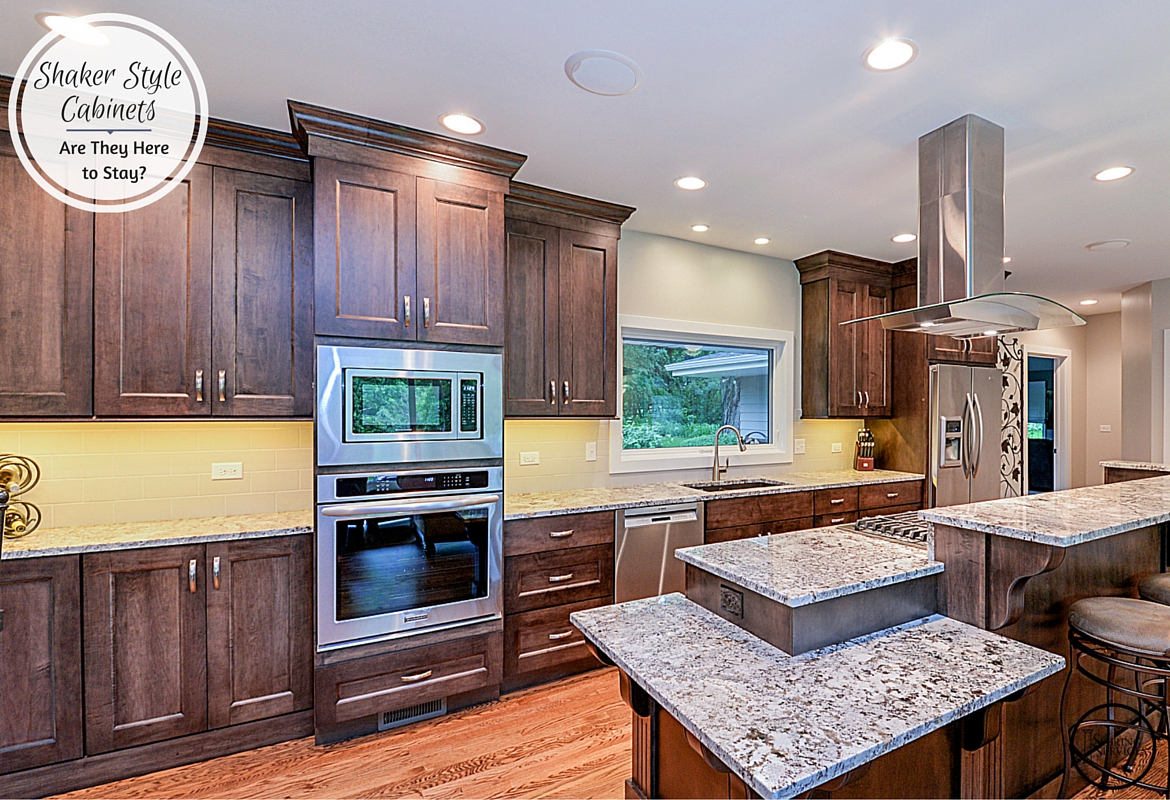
{"left": 334, "top": 508, "right": 489, "bottom": 621}
{"left": 351, "top": 376, "right": 452, "bottom": 434}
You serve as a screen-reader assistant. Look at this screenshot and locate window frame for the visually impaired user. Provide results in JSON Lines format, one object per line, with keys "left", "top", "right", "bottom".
{"left": 609, "top": 315, "right": 794, "bottom": 474}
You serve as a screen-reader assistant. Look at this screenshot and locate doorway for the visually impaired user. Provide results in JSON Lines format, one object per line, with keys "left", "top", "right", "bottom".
{"left": 1024, "top": 346, "right": 1072, "bottom": 493}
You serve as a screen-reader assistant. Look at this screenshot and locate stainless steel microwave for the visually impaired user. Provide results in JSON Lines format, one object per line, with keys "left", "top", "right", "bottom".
{"left": 316, "top": 345, "right": 503, "bottom": 467}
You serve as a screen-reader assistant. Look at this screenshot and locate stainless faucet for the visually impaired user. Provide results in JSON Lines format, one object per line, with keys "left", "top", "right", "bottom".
{"left": 712, "top": 425, "right": 747, "bottom": 482}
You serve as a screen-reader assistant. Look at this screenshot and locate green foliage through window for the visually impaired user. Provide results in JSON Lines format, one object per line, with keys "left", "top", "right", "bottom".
{"left": 352, "top": 377, "right": 451, "bottom": 433}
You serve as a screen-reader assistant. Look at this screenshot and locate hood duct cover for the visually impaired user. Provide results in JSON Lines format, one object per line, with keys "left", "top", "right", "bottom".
{"left": 845, "top": 114, "right": 1085, "bottom": 338}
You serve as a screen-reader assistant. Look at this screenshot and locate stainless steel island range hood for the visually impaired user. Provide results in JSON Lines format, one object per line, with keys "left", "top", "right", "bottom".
{"left": 845, "top": 114, "right": 1085, "bottom": 338}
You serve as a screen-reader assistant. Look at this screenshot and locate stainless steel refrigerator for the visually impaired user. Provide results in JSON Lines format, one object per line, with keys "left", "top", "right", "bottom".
{"left": 930, "top": 364, "right": 1002, "bottom": 507}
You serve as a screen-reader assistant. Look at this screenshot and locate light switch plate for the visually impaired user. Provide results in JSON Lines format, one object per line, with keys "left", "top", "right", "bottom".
{"left": 831, "top": 442, "right": 843, "bottom": 454}
{"left": 585, "top": 442, "right": 597, "bottom": 462}
{"left": 1100, "top": 425, "right": 1112, "bottom": 432}
{"left": 793, "top": 439, "right": 806, "bottom": 455}
{"left": 519, "top": 451, "right": 540, "bottom": 466}
{"left": 211, "top": 462, "right": 243, "bottom": 480}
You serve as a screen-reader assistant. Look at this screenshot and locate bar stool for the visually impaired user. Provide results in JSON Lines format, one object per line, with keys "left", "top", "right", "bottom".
{"left": 1060, "top": 596, "right": 1170, "bottom": 798}
{"left": 1140, "top": 573, "right": 1170, "bottom": 606}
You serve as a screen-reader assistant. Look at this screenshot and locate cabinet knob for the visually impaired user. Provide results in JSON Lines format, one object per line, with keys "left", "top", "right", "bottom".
{"left": 218, "top": 370, "right": 226, "bottom": 403}
{"left": 195, "top": 370, "right": 204, "bottom": 403}
{"left": 404, "top": 296, "right": 411, "bottom": 327}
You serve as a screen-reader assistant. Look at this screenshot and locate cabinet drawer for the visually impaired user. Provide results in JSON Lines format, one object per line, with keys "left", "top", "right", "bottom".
{"left": 859, "top": 481, "right": 923, "bottom": 510}
{"left": 813, "top": 487, "right": 858, "bottom": 515}
{"left": 505, "top": 597, "right": 608, "bottom": 680}
{"left": 504, "top": 511, "right": 615, "bottom": 557}
{"left": 505, "top": 544, "right": 614, "bottom": 614}
{"left": 314, "top": 632, "right": 502, "bottom": 727}
{"left": 860, "top": 502, "right": 923, "bottom": 520}
{"left": 704, "top": 491, "right": 813, "bottom": 529}
{"left": 815, "top": 511, "right": 858, "bottom": 528}
{"left": 704, "top": 517, "right": 813, "bottom": 544}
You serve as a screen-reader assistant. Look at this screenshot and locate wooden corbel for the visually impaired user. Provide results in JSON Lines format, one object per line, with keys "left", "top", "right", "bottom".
{"left": 987, "top": 536, "right": 1065, "bottom": 631}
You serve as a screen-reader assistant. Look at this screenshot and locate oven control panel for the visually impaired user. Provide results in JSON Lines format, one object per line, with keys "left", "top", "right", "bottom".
{"left": 334, "top": 470, "right": 491, "bottom": 498}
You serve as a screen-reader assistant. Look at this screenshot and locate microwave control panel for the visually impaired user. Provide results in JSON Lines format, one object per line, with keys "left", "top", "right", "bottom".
{"left": 460, "top": 378, "right": 480, "bottom": 433}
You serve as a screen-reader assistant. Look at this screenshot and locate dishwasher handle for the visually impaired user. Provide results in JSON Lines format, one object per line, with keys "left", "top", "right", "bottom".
{"left": 622, "top": 509, "right": 699, "bottom": 529}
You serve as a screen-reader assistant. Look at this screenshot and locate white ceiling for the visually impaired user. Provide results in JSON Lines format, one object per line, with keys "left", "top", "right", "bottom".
{"left": 4, "top": 0, "right": 1168, "bottom": 315}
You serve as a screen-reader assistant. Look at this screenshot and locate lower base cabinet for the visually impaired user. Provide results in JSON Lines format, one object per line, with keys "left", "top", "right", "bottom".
{"left": 0, "top": 556, "right": 82, "bottom": 775}
{"left": 503, "top": 596, "right": 608, "bottom": 691}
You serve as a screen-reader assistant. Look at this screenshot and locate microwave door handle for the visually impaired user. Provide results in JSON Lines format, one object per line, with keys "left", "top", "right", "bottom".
{"left": 320, "top": 494, "right": 500, "bottom": 518}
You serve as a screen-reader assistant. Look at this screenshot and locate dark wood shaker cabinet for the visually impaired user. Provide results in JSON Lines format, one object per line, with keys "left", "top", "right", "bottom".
{"left": 82, "top": 545, "right": 208, "bottom": 754}
{"left": 206, "top": 536, "right": 313, "bottom": 728}
{"left": 93, "top": 165, "right": 214, "bottom": 416}
{"left": 211, "top": 168, "right": 314, "bottom": 416}
{"left": 503, "top": 183, "right": 633, "bottom": 419}
{"left": 796, "top": 251, "right": 893, "bottom": 418}
{"left": 0, "top": 556, "right": 83, "bottom": 774}
{"left": 928, "top": 332, "right": 998, "bottom": 365}
{"left": 0, "top": 142, "right": 93, "bottom": 416}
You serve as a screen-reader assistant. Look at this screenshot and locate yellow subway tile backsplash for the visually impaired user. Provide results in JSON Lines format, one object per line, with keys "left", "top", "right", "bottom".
{"left": 1, "top": 422, "right": 313, "bottom": 529}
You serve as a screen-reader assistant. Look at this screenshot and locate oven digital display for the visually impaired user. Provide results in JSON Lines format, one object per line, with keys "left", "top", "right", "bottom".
{"left": 350, "top": 376, "right": 452, "bottom": 434}
{"left": 334, "top": 471, "right": 490, "bottom": 498}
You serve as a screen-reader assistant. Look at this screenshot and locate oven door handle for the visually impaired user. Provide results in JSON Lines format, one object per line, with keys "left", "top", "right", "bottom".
{"left": 320, "top": 494, "right": 500, "bottom": 518}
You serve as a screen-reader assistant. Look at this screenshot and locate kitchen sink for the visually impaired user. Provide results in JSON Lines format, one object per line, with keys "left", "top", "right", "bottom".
{"left": 682, "top": 478, "right": 792, "bottom": 493}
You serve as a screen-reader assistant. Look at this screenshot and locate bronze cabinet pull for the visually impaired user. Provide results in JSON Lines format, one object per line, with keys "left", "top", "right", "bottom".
{"left": 887, "top": 491, "right": 900, "bottom": 499}
{"left": 195, "top": 370, "right": 204, "bottom": 402}
{"left": 548, "top": 630, "right": 574, "bottom": 641}
{"left": 400, "top": 669, "right": 433, "bottom": 683}
{"left": 562, "top": 381, "right": 569, "bottom": 403}
{"left": 830, "top": 498, "right": 844, "bottom": 505}
{"left": 830, "top": 517, "right": 846, "bottom": 524}
{"left": 188, "top": 559, "right": 197, "bottom": 593}
{"left": 549, "top": 380, "right": 556, "bottom": 405}
{"left": 548, "top": 572, "right": 574, "bottom": 583}
{"left": 548, "top": 529, "right": 574, "bottom": 539}
{"left": 864, "top": 390, "right": 870, "bottom": 406}
{"left": 218, "top": 370, "right": 226, "bottom": 402}
{"left": 404, "top": 295, "right": 411, "bottom": 327}
{"left": 212, "top": 556, "right": 221, "bottom": 590}
{"left": 423, "top": 297, "right": 431, "bottom": 328}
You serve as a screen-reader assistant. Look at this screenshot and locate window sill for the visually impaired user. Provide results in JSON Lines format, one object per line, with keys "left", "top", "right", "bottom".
{"left": 609, "top": 444, "right": 793, "bottom": 475}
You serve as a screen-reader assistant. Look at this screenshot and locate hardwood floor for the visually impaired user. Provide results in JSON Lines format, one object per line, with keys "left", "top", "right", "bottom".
{"left": 58, "top": 669, "right": 630, "bottom": 799}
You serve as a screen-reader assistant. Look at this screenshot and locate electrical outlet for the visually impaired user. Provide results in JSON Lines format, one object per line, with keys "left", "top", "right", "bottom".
{"left": 793, "top": 439, "right": 806, "bottom": 455}
{"left": 1100, "top": 425, "right": 1112, "bottom": 433}
{"left": 519, "top": 451, "right": 540, "bottom": 466}
{"left": 211, "top": 462, "right": 243, "bottom": 480}
{"left": 831, "top": 442, "right": 842, "bottom": 454}
{"left": 585, "top": 442, "right": 597, "bottom": 462}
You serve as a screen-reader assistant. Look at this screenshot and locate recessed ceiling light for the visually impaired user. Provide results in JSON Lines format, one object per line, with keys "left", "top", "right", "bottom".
{"left": 1085, "top": 239, "right": 1131, "bottom": 251}
{"left": 1080, "top": 299, "right": 1099, "bottom": 306}
{"left": 564, "top": 50, "right": 643, "bottom": 96}
{"left": 754, "top": 237, "right": 770, "bottom": 245}
{"left": 1002, "top": 256, "right": 1012, "bottom": 264}
{"left": 862, "top": 38, "right": 918, "bottom": 72}
{"left": 891, "top": 233, "right": 916, "bottom": 243}
{"left": 35, "top": 12, "right": 108, "bottom": 46}
{"left": 439, "top": 113, "right": 484, "bottom": 135}
{"left": 691, "top": 224, "right": 709, "bottom": 232}
{"left": 674, "top": 176, "right": 706, "bottom": 191}
{"left": 1093, "top": 166, "right": 1134, "bottom": 182}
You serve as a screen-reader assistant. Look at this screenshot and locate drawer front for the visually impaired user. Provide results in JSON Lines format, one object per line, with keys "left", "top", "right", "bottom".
{"left": 815, "top": 511, "right": 858, "bottom": 528}
{"left": 505, "top": 544, "right": 614, "bottom": 614}
{"left": 859, "top": 480, "right": 924, "bottom": 510}
{"left": 314, "top": 632, "right": 502, "bottom": 726}
{"left": 813, "top": 487, "right": 859, "bottom": 515}
{"left": 859, "top": 502, "right": 922, "bottom": 520}
{"left": 705, "top": 517, "right": 813, "bottom": 544}
{"left": 504, "top": 511, "right": 615, "bottom": 557}
{"left": 505, "top": 596, "right": 608, "bottom": 679}
{"left": 704, "top": 491, "right": 813, "bottom": 529}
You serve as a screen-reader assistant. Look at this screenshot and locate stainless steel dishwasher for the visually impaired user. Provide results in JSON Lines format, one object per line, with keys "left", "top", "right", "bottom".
{"left": 615, "top": 502, "right": 704, "bottom": 602}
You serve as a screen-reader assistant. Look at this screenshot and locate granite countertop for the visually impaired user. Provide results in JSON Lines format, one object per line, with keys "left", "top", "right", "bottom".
{"left": 1101, "top": 460, "right": 1170, "bottom": 473}
{"left": 572, "top": 595, "right": 1062, "bottom": 800}
{"left": 921, "top": 475, "right": 1170, "bottom": 547}
{"left": 675, "top": 528, "right": 942, "bottom": 608}
{"left": 503, "top": 469, "right": 924, "bottom": 520}
{"left": 1, "top": 511, "right": 313, "bottom": 560}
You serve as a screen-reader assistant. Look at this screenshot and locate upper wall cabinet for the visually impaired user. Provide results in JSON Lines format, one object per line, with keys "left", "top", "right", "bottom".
{"left": 288, "top": 101, "right": 526, "bottom": 347}
{"left": 503, "top": 183, "right": 634, "bottom": 418}
{"left": 796, "top": 251, "right": 894, "bottom": 419}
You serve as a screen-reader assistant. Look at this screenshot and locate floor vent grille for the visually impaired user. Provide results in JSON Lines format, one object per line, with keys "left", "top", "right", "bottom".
{"left": 378, "top": 698, "right": 446, "bottom": 731}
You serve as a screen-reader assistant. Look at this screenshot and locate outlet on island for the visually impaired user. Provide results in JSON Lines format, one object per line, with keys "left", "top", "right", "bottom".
{"left": 211, "top": 462, "right": 243, "bottom": 480}
{"left": 520, "top": 451, "right": 540, "bottom": 466}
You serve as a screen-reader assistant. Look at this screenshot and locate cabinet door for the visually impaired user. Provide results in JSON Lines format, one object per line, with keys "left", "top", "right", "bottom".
{"left": 504, "top": 219, "right": 559, "bottom": 416}
{"left": 83, "top": 546, "right": 207, "bottom": 754}
{"left": 967, "top": 334, "right": 998, "bottom": 365}
{"left": 0, "top": 145, "right": 93, "bottom": 416}
{"left": 858, "top": 284, "right": 892, "bottom": 416}
{"left": 313, "top": 159, "right": 415, "bottom": 339}
{"left": 212, "top": 169, "right": 314, "bottom": 416}
{"left": 416, "top": 178, "right": 506, "bottom": 345}
{"left": 0, "top": 556, "right": 82, "bottom": 774}
{"left": 828, "top": 280, "right": 865, "bottom": 417}
{"left": 928, "top": 336, "right": 968, "bottom": 364}
{"left": 206, "top": 536, "right": 312, "bottom": 729}
{"left": 94, "top": 164, "right": 213, "bottom": 415}
{"left": 558, "top": 229, "right": 618, "bottom": 417}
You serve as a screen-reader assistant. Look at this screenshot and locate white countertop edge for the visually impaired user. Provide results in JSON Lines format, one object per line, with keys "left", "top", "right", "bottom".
{"left": 918, "top": 511, "right": 1170, "bottom": 547}
{"left": 1100, "top": 461, "right": 1170, "bottom": 472}
{"left": 1, "top": 525, "right": 312, "bottom": 560}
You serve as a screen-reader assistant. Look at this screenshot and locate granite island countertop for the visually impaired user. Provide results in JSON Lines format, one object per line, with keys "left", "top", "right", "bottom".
{"left": 504, "top": 469, "right": 924, "bottom": 520}
{"left": 675, "top": 527, "right": 942, "bottom": 608}
{"left": 571, "top": 595, "right": 1063, "bottom": 800}
{"left": 1, "top": 511, "right": 313, "bottom": 560}
{"left": 1101, "top": 460, "right": 1170, "bottom": 473}
{"left": 921, "top": 474, "right": 1170, "bottom": 546}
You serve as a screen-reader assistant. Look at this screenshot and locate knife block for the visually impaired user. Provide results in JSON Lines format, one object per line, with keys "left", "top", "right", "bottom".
{"left": 854, "top": 443, "right": 874, "bottom": 471}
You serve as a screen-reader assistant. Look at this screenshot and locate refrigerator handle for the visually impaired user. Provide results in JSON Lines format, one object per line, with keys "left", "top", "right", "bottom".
{"left": 971, "top": 391, "right": 984, "bottom": 477}
{"left": 961, "top": 393, "right": 973, "bottom": 479}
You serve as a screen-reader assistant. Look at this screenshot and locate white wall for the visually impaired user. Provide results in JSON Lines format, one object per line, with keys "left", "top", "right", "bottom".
{"left": 1084, "top": 313, "right": 1123, "bottom": 484}
{"left": 1014, "top": 324, "right": 1088, "bottom": 488}
{"left": 505, "top": 231, "right": 863, "bottom": 494}
{"left": 1121, "top": 280, "right": 1170, "bottom": 463}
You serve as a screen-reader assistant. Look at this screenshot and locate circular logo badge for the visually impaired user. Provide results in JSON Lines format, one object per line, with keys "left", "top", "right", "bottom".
{"left": 7, "top": 14, "right": 208, "bottom": 212}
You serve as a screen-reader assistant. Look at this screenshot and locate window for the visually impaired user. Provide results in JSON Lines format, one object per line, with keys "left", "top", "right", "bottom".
{"left": 611, "top": 316, "right": 794, "bottom": 473}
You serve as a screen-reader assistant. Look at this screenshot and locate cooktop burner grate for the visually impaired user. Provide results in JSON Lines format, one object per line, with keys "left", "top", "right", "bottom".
{"left": 845, "top": 511, "right": 931, "bottom": 548}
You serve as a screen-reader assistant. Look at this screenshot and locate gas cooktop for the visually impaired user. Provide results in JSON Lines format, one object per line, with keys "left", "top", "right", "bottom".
{"left": 842, "top": 511, "right": 931, "bottom": 549}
